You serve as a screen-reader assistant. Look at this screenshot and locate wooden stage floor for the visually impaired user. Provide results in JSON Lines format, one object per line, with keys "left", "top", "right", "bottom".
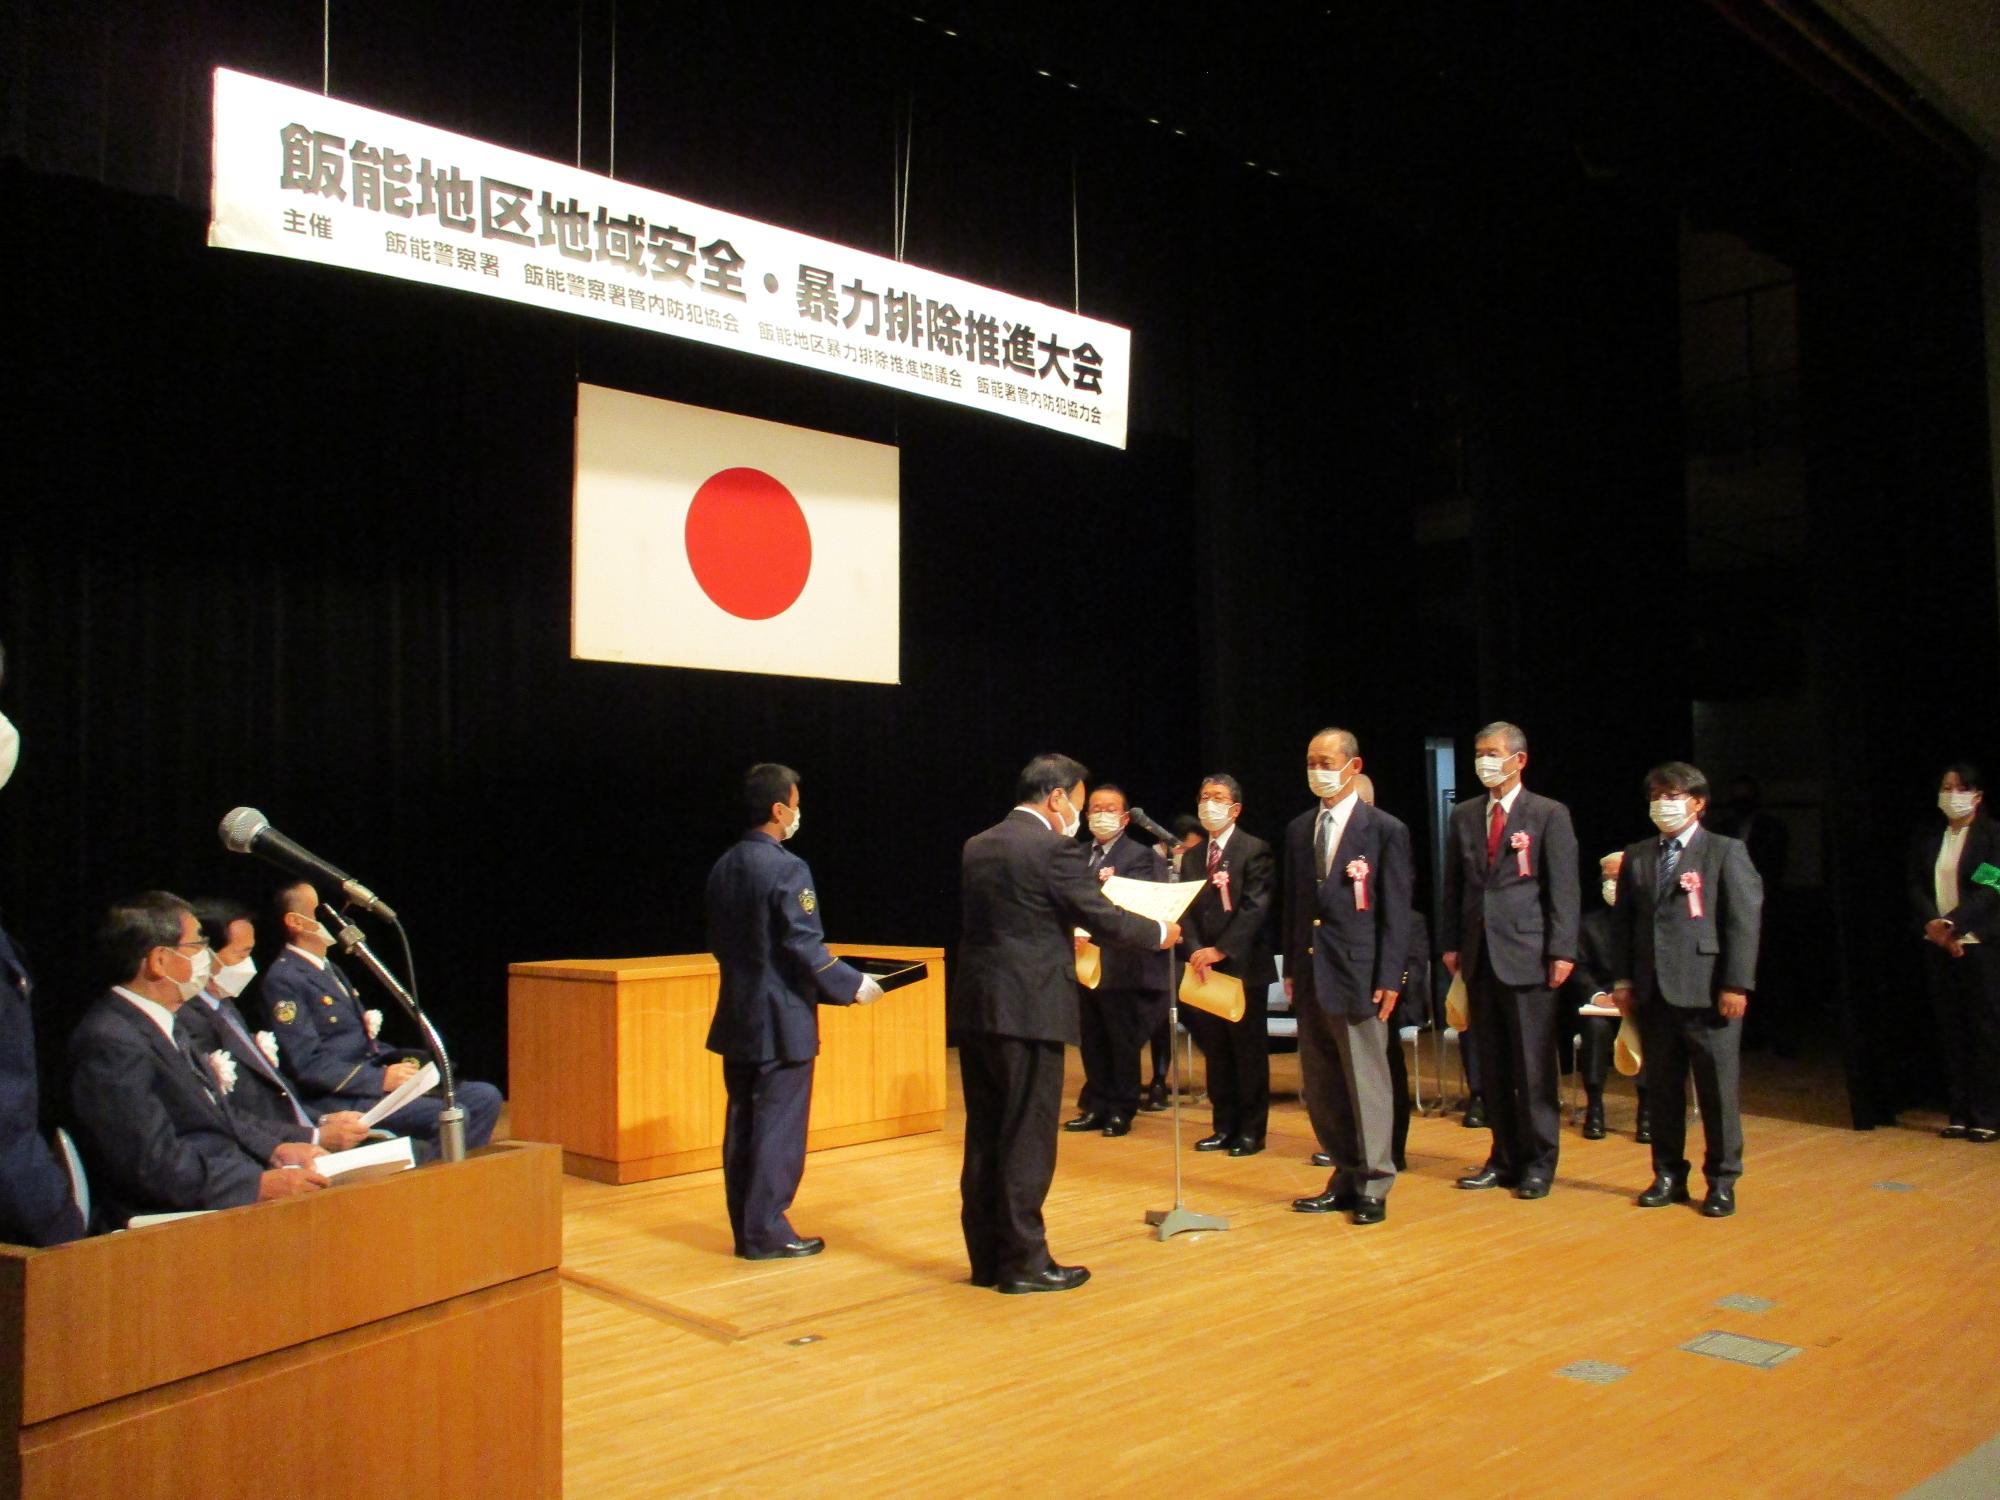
{"left": 549, "top": 1049, "right": 2000, "bottom": 1498}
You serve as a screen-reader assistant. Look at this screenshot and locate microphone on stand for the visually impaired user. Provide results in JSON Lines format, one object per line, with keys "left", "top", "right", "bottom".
{"left": 217, "top": 807, "right": 398, "bottom": 920}
{"left": 1126, "top": 807, "right": 1178, "bottom": 848}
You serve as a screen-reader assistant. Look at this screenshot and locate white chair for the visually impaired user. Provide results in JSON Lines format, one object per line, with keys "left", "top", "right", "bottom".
{"left": 54, "top": 1125, "right": 89, "bottom": 1232}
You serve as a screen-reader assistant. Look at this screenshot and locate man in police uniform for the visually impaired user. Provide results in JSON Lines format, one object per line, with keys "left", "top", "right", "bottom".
{"left": 260, "top": 881, "right": 502, "bottom": 1160}
{"left": 706, "top": 763, "right": 880, "bottom": 1260}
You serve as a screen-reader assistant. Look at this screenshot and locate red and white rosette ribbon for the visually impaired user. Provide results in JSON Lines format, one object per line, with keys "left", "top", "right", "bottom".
{"left": 1510, "top": 829, "right": 1531, "bottom": 878}
{"left": 1212, "top": 867, "right": 1233, "bottom": 912}
{"left": 1345, "top": 857, "right": 1370, "bottom": 911}
{"left": 1679, "top": 869, "right": 1703, "bottom": 918}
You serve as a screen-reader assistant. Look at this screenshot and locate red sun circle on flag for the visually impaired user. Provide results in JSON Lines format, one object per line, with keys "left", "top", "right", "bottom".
{"left": 683, "top": 467, "right": 813, "bottom": 620}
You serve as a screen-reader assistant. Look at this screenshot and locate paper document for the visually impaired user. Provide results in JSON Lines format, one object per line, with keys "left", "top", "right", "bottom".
{"left": 315, "top": 1135, "right": 417, "bottom": 1182}
{"left": 1179, "top": 966, "right": 1245, "bottom": 1023}
{"left": 125, "top": 1210, "right": 215, "bottom": 1230}
{"left": 358, "top": 1061, "right": 439, "bottom": 1128}
{"left": 1074, "top": 935, "right": 1101, "bottom": 990}
{"left": 1098, "top": 876, "right": 1205, "bottom": 926}
{"left": 1578, "top": 1004, "right": 1622, "bottom": 1017}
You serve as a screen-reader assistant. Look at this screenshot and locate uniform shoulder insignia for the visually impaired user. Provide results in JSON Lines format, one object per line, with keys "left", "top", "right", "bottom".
{"left": 799, "top": 888, "right": 816, "bottom": 914}
{"left": 273, "top": 1000, "right": 298, "bottom": 1024}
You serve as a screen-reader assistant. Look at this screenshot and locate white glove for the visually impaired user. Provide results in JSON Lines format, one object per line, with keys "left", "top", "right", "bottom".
{"left": 855, "top": 975, "right": 885, "bottom": 1005}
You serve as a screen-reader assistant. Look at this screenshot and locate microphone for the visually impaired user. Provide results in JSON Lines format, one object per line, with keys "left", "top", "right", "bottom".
{"left": 1126, "top": 807, "right": 1178, "bottom": 848}
{"left": 218, "top": 807, "right": 398, "bottom": 921}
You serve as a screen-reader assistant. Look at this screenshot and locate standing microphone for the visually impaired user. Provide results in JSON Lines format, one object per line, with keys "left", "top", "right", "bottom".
{"left": 217, "top": 807, "right": 398, "bottom": 921}
{"left": 1126, "top": 807, "right": 1178, "bottom": 848}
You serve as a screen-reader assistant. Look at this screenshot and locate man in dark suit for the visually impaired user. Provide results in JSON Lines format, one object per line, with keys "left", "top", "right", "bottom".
{"left": 1906, "top": 762, "right": 2000, "bottom": 1142}
{"left": 0, "top": 657, "right": 85, "bottom": 1245}
{"left": 705, "top": 763, "right": 880, "bottom": 1260}
{"left": 1441, "top": 721, "right": 1580, "bottom": 1199}
{"left": 1282, "top": 731, "right": 1412, "bottom": 1223}
{"left": 953, "top": 754, "right": 1177, "bottom": 1294}
{"left": 68, "top": 892, "right": 329, "bottom": 1228}
{"left": 261, "top": 881, "right": 502, "bottom": 1161}
{"left": 1561, "top": 852, "right": 1645, "bottom": 1142}
{"left": 1180, "top": 773, "right": 1277, "bottom": 1156}
{"left": 1609, "top": 762, "right": 1763, "bottom": 1217}
{"left": 181, "top": 900, "right": 372, "bottom": 1155}
{"left": 1065, "top": 784, "right": 1171, "bottom": 1137}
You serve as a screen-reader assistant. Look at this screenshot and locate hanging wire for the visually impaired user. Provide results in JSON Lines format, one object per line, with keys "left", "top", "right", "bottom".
{"left": 894, "top": 87, "right": 915, "bottom": 261}
{"left": 1070, "top": 144, "right": 1081, "bottom": 314}
{"left": 574, "top": 0, "right": 585, "bottom": 168}
{"left": 607, "top": 0, "right": 619, "bottom": 179}
{"left": 321, "top": 0, "right": 331, "bottom": 95}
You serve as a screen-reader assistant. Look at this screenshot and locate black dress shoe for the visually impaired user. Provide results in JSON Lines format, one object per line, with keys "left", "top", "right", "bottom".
{"left": 1194, "top": 1132, "right": 1230, "bottom": 1152}
{"left": 1636, "top": 1174, "right": 1689, "bottom": 1208}
{"left": 1063, "top": 1111, "right": 1109, "bottom": 1133}
{"left": 997, "top": 1264, "right": 1090, "bottom": 1294}
{"left": 969, "top": 1272, "right": 997, "bottom": 1288}
{"left": 1582, "top": 1103, "right": 1606, "bottom": 1140}
{"left": 1514, "top": 1178, "right": 1551, "bottom": 1200}
{"left": 739, "top": 1236, "right": 825, "bottom": 1260}
{"left": 1227, "top": 1136, "right": 1265, "bottom": 1157}
{"left": 1634, "top": 1115, "right": 1653, "bottom": 1145}
{"left": 1461, "top": 1097, "right": 1488, "bottom": 1130}
{"left": 1139, "top": 1082, "right": 1169, "bottom": 1113}
{"left": 1350, "top": 1198, "right": 1387, "bottom": 1225}
{"left": 1969, "top": 1128, "right": 1999, "bottom": 1144}
{"left": 1940, "top": 1123, "right": 1970, "bottom": 1139}
{"left": 1292, "top": 1187, "right": 1358, "bottom": 1214}
{"left": 1311, "top": 1151, "right": 1334, "bottom": 1167}
{"left": 1456, "top": 1166, "right": 1513, "bottom": 1191}
{"left": 1101, "top": 1114, "right": 1133, "bottom": 1137}
{"left": 1700, "top": 1185, "right": 1737, "bottom": 1217}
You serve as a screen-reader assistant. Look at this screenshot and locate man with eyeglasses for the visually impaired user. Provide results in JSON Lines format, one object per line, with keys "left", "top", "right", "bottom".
{"left": 68, "top": 891, "right": 329, "bottom": 1228}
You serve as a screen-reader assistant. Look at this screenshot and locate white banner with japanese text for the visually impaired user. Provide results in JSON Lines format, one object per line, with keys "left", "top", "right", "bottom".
{"left": 208, "top": 68, "right": 1130, "bottom": 447}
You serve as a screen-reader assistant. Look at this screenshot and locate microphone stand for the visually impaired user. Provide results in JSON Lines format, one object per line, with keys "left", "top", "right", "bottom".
{"left": 1145, "top": 941, "right": 1229, "bottom": 1241}
{"left": 321, "top": 903, "right": 466, "bottom": 1163}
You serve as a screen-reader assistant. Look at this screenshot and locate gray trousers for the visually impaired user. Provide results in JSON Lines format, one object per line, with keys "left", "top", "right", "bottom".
{"left": 1298, "top": 1000, "right": 1396, "bottom": 1200}
{"left": 1638, "top": 1002, "right": 1744, "bottom": 1186}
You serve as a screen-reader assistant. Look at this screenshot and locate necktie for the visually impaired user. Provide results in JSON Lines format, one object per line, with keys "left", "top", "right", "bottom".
{"left": 216, "top": 1000, "right": 313, "bottom": 1127}
{"left": 1315, "top": 809, "right": 1334, "bottom": 881}
{"left": 1487, "top": 800, "right": 1508, "bottom": 866}
{"left": 1659, "top": 837, "right": 1681, "bottom": 890}
{"left": 1207, "top": 839, "right": 1221, "bottom": 875}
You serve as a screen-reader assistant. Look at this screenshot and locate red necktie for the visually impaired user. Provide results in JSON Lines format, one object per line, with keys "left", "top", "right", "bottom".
{"left": 1486, "top": 800, "right": 1507, "bottom": 866}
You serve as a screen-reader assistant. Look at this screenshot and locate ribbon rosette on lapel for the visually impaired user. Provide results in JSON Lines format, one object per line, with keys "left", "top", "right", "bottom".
{"left": 1345, "top": 857, "right": 1371, "bottom": 911}
{"left": 1212, "top": 867, "right": 1233, "bottom": 913}
{"left": 1679, "top": 869, "right": 1704, "bottom": 919}
{"left": 1509, "top": 829, "right": 1531, "bottom": 878}
{"left": 364, "top": 1008, "right": 384, "bottom": 1040}
{"left": 209, "top": 1049, "right": 238, "bottom": 1095}
{"left": 255, "top": 1030, "right": 281, "bottom": 1069}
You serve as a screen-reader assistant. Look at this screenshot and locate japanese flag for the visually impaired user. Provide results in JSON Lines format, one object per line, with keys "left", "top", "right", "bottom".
{"left": 572, "top": 385, "right": 899, "bottom": 684}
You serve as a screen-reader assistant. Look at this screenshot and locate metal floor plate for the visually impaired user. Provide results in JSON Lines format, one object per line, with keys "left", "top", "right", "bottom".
{"left": 1680, "top": 1330, "right": 1802, "bottom": 1369}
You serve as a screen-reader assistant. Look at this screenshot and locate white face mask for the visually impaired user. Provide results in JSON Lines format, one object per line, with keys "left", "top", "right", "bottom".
{"left": 1650, "top": 797, "right": 1692, "bottom": 834}
{"left": 1307, "top": 766, "right": 1349, "bottom": 800}
{"left": 212, "top": 955, "right": 257, "bottom": 998}
{"left": 1198, "top": 799, "right": 1234, "bottom": 832}
{"left": 1087, "top": 812, "right": 1124, "bottom": 842}
{"left": 1940, "top": 790, "right": 1978, "bottom": 819}
{"left": 1473, "top": 752, "right": 1516, "bottom": 789}
{"left": 0, "top": 710, "right": 17, "bottom": 792}
{"left": 172, "top": 946, "right": 213, "bottom": 1004}
{"left": 1054, "top": 792, "right": 1081, "bottom": 839}
{"left": 779, "top": 804, "right": 801, "bottom": 841}
{"left": 1601, "top": 879, "right": 1619, "bottom": 907}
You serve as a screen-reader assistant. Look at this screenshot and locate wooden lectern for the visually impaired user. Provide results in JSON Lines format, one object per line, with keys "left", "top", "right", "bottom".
{"left": 0, "top": 1142, "right": 563, "bottom": 1499}
{"left": 507, "top": 944, "right": 946, "bottom": 1183}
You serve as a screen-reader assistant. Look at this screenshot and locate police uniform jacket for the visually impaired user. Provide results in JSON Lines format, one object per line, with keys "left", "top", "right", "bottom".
{"left": 260, "top": 946, "right": 395, "bottom": 1103}
{"left": 704, "top": 830, "right": 866, "bottom": 1064}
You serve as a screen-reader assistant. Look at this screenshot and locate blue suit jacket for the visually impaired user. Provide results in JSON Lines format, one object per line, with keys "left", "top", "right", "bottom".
{"left": 1283, "top": 800, "right": 1415, "bottom": 1022}
{"left": 0, "top": 920, "right": 82, "bottom": 1245}
{"left": 704, "top": 831, "right": 865, "bottom": 1063}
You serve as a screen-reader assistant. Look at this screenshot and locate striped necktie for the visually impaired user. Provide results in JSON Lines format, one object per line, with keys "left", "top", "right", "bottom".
{"left": 1659, "top": 836, "right": 1681, "bottom": 890}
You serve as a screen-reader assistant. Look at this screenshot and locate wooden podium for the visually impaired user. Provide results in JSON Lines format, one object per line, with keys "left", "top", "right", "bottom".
{"left": 0, "top": 1142, "right": 563, "bottom": 1499}
{"left": 507, "top": 945, "right": 947, "bottom": 1184}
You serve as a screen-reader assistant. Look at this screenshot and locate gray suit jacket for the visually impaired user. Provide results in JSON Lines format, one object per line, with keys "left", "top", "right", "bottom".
{"left": 1607, "top": 825, "right": 1763, "bottom": 1009}
{"left": 1438, "top": 787, "right": 1580, "bottom": 988}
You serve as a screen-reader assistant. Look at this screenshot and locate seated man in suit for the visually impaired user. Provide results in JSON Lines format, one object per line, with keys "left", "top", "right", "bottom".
{"left": 183, "top": 900, "right": 371, "bottom": 1154}
{"left": 1065, "top": 783, "right": 1171, "bottom": 1138}
{"left": 1180, "top": 773, "right": 1278, "bottom": 1156}
{"left": 68, "top": 892, "right": 328, "bottom": 1227}
{"left": 261, "top": 882, "right": 501, "bottom": 1160}
{"left": 1609, "top": 762, "right": 1763, "bottom": 1218}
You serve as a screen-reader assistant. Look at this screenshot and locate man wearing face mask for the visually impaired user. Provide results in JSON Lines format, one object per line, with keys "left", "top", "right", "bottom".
{"left": 1559, "top": 853, "right": 1641, "bottom": 1142}
{"left": 1441, "top": 721, "right": 1580, "bottom": 1200}
{"left": 1282, "top": 732, "right": 1412, "bottom": 1222}
{"left": 0, "top": 647, "right": 87, "bottom": 1245}
{"left": 953, "top": 754, "right": 1179, "bottom": 1293}
{"left": 180, "top": 901, "right": 371, "bottom": 1154}
{"left": 1906, "top": 763, "right": 2000, "bottom": 1143}
{"left": 1064, "top": 785, "right": 1171, "bottom": 1138}
{"left": 1608, "top": 763, "right": 1762, "bottom": 1217}
{"left": 261, "top": 881, "right": 502, "bottom": 1161}
{"left": 705, "top": 763, "right": 881, "bottom": 1260}
{"left": 67, "top": 892, "right": 330, "bottom": 1227}
{"left": 1179, "top": 774, "right": 1277, "bottom": 1156}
